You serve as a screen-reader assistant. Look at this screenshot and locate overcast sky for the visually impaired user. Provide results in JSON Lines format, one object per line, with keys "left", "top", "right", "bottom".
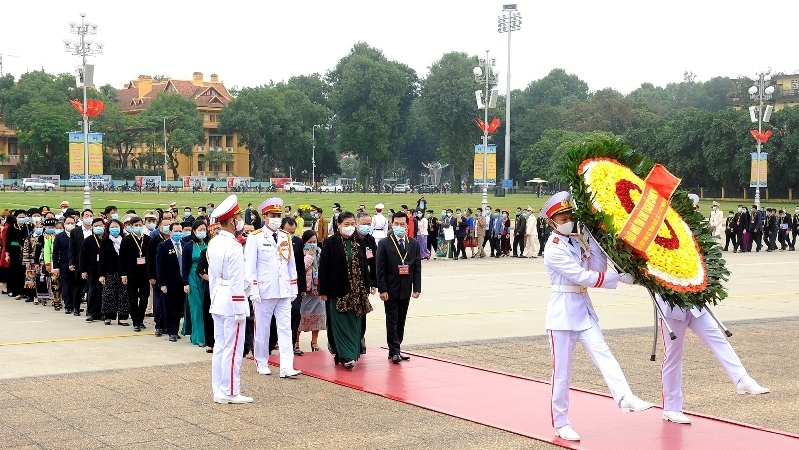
{"left": 4, "top": 0, "right": 798, "bottom": 95}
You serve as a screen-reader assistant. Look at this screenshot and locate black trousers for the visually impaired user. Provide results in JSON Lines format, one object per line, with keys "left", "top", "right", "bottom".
{"left": 751, "top": 230, "right": 763, "bottom": 251}
{"left": 490, "top": 236, "right": 501, "bottom": 256}
{"left": 59, "top": 270, "right": 74, "bottom": 310}
{"left": 792, "top": 230, "right": 798, "bottom": 249}
{"left": 428, "top": 233, "right": 438, "bottom": 255}
{"left": 152, "top": 286, "right": 166, "bottom": 331}
{"left": 769, "top": 230, "right": 778, "bottom": 250}
{"left": 163, "top": 289, "right": 183, "bottom": 335}
{"left": 538, "top": 235, "right": 548, "bottom": 255}
{"left": 127, "top": 275, "right": 150, "bottom": 326}
{"left": 384, "top": 297, "right": 410, "bottom": 357}
{"left": 86, "top": 272, "right": 102, "bottom": 318}
{"left": 291, "top": 295, "right": 302, "bottom": 345}
{"left": 513, "top": 234, "right": 525, "bottom": 256}
{"left": 778, "top": 230, "right": 787, "bottom": 249}
{"left": 455, "top": 237, "right": 467, "bottom": 258}
{"left": 73, "top": 272, "right": 86, "bottom": 312}
{"left": 8, "top": 249, "right": 24, "bottom": 295}
{"left": 724, "top": 232, "right": 736, "bottom": 250}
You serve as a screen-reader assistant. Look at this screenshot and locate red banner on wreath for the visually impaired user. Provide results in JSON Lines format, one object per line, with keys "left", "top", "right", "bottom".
{"left": 618, "top": 164, "right": 681, "bottom": 253}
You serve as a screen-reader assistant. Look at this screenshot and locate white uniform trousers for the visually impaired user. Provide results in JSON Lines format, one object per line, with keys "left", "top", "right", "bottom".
{"left": 548, "top": 316, "right": 632, "bottom": 428}
{"left": 523, "top": 235, "right": 536, "bottom": 257}
{"left": 253, "top": 297, "right": 294, "bottom": 372}
{"left": 211, "top": 314, "right": 245, "bottom": 397}
{"left": 660, "top": 313, "right": 748, "bottom": 412}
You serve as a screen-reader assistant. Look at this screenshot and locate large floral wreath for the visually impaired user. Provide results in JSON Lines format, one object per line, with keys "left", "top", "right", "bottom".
{"left": 563, "top": 140, "right": 729, "bottom": 310}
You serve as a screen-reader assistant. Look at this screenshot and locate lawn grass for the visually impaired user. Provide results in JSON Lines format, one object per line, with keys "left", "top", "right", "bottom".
{"left": 1, "top": 190, "right": 795, "bottom": 217}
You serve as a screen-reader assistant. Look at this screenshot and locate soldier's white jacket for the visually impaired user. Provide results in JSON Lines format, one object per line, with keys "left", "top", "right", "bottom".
{"left": 208, "top": 230, "right": 250, "bottom": 317}
{"left": 244, "top": 227, "right": 298, "bottom": 300}
{"left": 543, "top": 230, "right": 620, "bottom": 331}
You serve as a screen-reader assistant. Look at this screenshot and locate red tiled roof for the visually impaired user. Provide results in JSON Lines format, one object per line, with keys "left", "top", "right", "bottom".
{"left": 116, "top": 76, "right": 232, "bottom": 112}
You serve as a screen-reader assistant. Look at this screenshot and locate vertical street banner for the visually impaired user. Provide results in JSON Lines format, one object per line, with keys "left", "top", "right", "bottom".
{"left": 473, "top": 144, "right": 497, "bottom": 186}
{"left": 68, "top": 132, "right": 104, "bottom": 179}
{"left": 749, "top": 152, "right": 768, "bottom": 188}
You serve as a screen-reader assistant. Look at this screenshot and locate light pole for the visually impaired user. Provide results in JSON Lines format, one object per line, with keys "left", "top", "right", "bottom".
{"left": 312, "top": 124, "right": 322, "bottom": 188}
{"left": 498, "top": 4, "right": 521, "bottom": 192}
{"left": 748, "top": 74, "right": 775, "bottom": 208}
{"left": 473, "top": 50, "right": 499, "bottom": 211}
{"left": 63, "top": 12, "right": 103, "bottom": 210}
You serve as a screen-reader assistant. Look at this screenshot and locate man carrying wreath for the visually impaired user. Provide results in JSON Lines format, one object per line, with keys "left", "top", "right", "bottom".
{"left": 542, "top": 191, "right": 653, "bottom": 442}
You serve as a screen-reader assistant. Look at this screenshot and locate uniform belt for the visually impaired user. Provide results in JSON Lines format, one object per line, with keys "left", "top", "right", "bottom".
{"left": 551, "top": 285, "right": 587, "bottom": 293}
{"left": 219, "top": 280, "right": 230, "bottom": 286}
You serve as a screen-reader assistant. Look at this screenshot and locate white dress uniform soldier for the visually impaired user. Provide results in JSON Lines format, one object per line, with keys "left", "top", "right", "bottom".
{"left": 655, "top": 293, "right": 770, "bottom": 424}
{"left": 208, "top": 195, "right": 252, "bottom": 404}
{"left": 542, "top": 191, "right": 653, "bottom": 442}
{"left": 244, "top": 197, "right": 302, "bottom": 378}
{"left": 709, "top": 201, "right": 724, "bottom": 239}
{"left": 371, "top": 203, "right": 389, "bottom": 246}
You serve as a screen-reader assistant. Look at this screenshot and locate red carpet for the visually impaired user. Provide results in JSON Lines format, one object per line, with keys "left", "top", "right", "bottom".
{"left": 269, "top": 349, "right": 799, "bottom": 449}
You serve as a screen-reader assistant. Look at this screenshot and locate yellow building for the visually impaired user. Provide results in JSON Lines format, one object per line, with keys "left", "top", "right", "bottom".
{"left": 116, "top": 72, "right": 249, "bottom": 179}
{"left": 729, "top": 73, "right": 799, "bottom": 112}
{"left": 0, "top": 116, "right": 21, "bottom": 179}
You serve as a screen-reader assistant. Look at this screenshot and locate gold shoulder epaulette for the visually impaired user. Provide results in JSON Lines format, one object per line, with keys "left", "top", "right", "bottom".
{"left": 251, "top": 228, "right": 263, "bottom": 235}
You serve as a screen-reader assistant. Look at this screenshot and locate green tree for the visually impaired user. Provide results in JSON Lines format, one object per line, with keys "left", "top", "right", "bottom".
{"left": 518, "top": 68, "right": 589, "bottom": 109}
{"left": 205, "top": 147, "right": 234, "bottom": 171}
{"left": 521, "top": 129, "right": 615, "bottom": 183}
{"left": 420, "top": 51, "right": 481, "bottom": 190}
{"left": 12, "top": 100, "right": 74, "bottom": 175}
{"left": 92, "top": 99, "right": 144, "bottom": 172}
{"left": 327, "top": 42, "right": 413, "bottom": 183}
{"left": 138, "top": 93, "right": 204, "bottom": 180}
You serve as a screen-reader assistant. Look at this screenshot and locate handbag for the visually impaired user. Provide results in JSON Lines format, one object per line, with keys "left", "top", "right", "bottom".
{"left": 464, "top": 236, "right": 477, "bottom": 248}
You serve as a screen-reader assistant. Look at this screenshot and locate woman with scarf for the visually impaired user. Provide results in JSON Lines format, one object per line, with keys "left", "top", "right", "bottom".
{"left": 298, "top": 230, "right": 325, "bottom": 351}
{"left": 501, "top": 210, "right": 512, "bottom": 256}
{"left": 23, "top": 218, "right": 44, "bottom": 304}
{"left": 181, "top": 219, "right": 208, "bottom": 346}
{"left": 39, "top": 219, "right": 61, "bottom": 308}
{"left": 195, "top": 222, "right": 219, "bottom": 353}
{"left": 318, "top": 212, "right": 374, "bottom": 369}
{"left": 98, "top": 219, "right": 130, "bottom": 326}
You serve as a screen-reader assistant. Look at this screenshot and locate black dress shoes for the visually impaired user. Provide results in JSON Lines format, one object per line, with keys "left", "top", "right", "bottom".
{"left": 85, "top": 315, "right": 94, "bottom": 322}
{"left": 155, "top": 329, "right": 163, "bottom": 337}
{"left": 400, "top": 354, "right": 410, "bottom": 361}
{"left": 168, "top": 335, "right": 177, "bottom": 342}
{"left": 391, "top": 354, "right": 402, "bottom": 364}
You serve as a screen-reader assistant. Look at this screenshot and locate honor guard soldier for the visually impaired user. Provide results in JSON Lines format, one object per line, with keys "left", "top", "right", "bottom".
{"left": 542, "top": 191, "right": 652, "bottom": 442}
{"left": 208, "top": 195, "right": 252, "bottom": 404}
{"left": 655, "top": 293, "right": 769, "bottom": 424}
{"left": 244, "top": 197, "right": 302, "bottom": 378}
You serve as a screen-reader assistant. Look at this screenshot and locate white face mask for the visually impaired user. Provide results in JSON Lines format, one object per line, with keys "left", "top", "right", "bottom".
{"left": 554, "top": 221, "right": 573, "bottom": 236}
{"left": 235, "top": 219, "right": 244, "bottom": 232}
{"left": 340, "top": 225, "right": 355, "bottom": 237}
{"left": 267, "top": 218, "right": 282, "bottom": 230}
{"left": 83, "top": 217, "right": 93, "bottom": 226}
{"left": 65, "top": 224, "right": 75, "bottom": 232}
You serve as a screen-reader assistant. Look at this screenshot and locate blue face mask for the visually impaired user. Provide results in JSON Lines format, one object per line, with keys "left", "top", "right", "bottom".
{"left": 393, "top": 227, "right": 406, "bottom": 238}
{"left": 161, "top": 225, "right": 171, "bottom": 234}
{"left": 109, "top": 228, "right": 121, "bottom": 237}
{"left": 18, "top": 217, "right": 30, "bottom": 224}
{"left": 195, "top": 231, "right": 207, "bottom": 240}
{"left": 125, "top": 226, "right": 133, "bottom": 234}
{"left": 133, "top": 226, "right": 144, "bottom": 235}
{"left": 170, "top": 232, "right": 182, "bottom": 242}
{"left": 358, "top": 225, "right": 372, "bottom": 235}
{"left": 207, "top": 208, "right": 214, "bottom": 214}
{"left": 93, "top": 226, "right": 105, "bottom": 235}
{"left": 44, "top": 228, "right": 55, "bottom": 235}
{"left": 34, "top": 228, "right": 44, "bottom": 236}
{"left": 55, "top": 229, "right": 64, "bottom": 235}
{"left": 111, "top": 213, "right": 119, "bottom": 220}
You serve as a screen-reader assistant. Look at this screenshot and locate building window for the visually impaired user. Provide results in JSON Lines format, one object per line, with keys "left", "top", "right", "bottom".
{"left": 791, "top": 80, "right": 799, "bottom": 90}
{"left": 226, "top": 135, "right": 234, "bottom": 147}
{"left": 9, "top": 169, "right": 18, "bottom": 179}
{"left": 8, "top": 139, "right": 18, "bottom": 155}
{"left": 209, "top": 160, "right": 220, "bottom": 172}
{"left": 197, "top": 155, "right": 205, "bottom": 172}
{"left": 209, "top": 136, "right": 221, "bottom": 148}
{"left": 209, "top": 114, "right": 217, "bottom": 122}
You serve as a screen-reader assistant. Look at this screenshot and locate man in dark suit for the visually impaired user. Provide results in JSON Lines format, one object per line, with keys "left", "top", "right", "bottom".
{"left": 490, "top": 209, "right": 504, "bottom": 258}
{"left": 148, "top": 216, "right": 172, "bottom": 336}
{"left": 376, "top": 211, "right": 422, "bottom": 364}
{"left": 156, "top": 222, "right": 185, "bottom": 342}
{"left": 749, "top": 205, "right": 763, "bottom": 252}
{"left": 53, "top": 216, "right": 75, "bottom": 313}
{"left": 69, "top": 209, "right": 94, "bottom": 316}
{"left": 513, "top": 208, "right": 527, "bottom": 257}
{"left": 723, "top": 211, "right": 736, "bottom": 252}
{"left": 120, "top": 217, "right": 151, "bottom": 332}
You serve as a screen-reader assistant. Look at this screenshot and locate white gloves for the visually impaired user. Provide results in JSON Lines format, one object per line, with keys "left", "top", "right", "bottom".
{"left": 619, "top": 273, "right": 634, "bottom": 285}
{"left": 250, "top": 295, "right": 262, "bottom": 304}
{"left": 234, "top": 314, "right": 246, "bottom": 324}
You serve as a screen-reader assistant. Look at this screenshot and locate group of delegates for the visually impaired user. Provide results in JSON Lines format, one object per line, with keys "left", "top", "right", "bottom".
{"left": 0, "top": 200, "right": 220, "bottom": 350}
{"left": 209, "top": 195, "right": 423, "bottom": 404}
{"left": 711, "top": 202, "right": 799, "bottom": 253}
{"left": 349, "top": 200, "right": 553, "bottom": 262}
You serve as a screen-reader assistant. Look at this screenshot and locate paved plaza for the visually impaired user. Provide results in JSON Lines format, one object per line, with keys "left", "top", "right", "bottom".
{"left": 0, "top": 250, "right": 797, "bottom": 449}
